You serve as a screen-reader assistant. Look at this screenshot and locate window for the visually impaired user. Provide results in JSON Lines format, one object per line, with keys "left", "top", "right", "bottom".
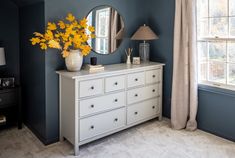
{"left": 197, "top": 0, "right": 235, "bottom": 89}
{"left": 95, "top": 8, "right": 110, "bottom": 54}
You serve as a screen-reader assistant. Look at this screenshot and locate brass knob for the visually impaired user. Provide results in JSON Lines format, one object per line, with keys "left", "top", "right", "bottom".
{"left": 135, "top": 78, "right": 138, "bottom": 81}
{"left": 115, "top": 82, "right": 118, "bottom": 85}
{"left": 114, "top": 118, "right": 118, "bottom": 122}
{"left": 91, "top": 86, "right": 94, "bottom": 90}
{"left": 91, "top": 125, "right": 94, "bottom": 129}
{"left": 114, "top": 99, "right": 118, "bottom": 102}
{"left": 152, "top": 75, "right": 156, "bottom": 78}
{"left": 135, "top": 112, "right": 138, "bottom": 115}
{"left": 135, "top": 94, "right": 138, "bottom": 97}
{"left": 152, "top": 106, "right": 155, "bottom": 109}
{"left": 152, "top": 89, "right": 156, "bottom": 92}
{"left": 91, "top": 104, "right": 94, "bottom": 108}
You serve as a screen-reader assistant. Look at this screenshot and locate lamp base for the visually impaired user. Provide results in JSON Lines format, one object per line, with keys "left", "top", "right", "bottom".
{"left": 139, "top": 42, "right": 150, "bottom": 62}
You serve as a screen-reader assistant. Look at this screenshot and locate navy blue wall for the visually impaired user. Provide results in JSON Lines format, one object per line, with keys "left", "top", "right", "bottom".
{"left": 198, "top": 86, "right": 235, "bottom": 141}
{"left": 0, "top": 0, "right": 20, "bottom": 84}
{"left": 146, "top": 0, "right": 175, "bottom": 118}
{"left": 19, "top": 2, "right": 47, "bottom": 143}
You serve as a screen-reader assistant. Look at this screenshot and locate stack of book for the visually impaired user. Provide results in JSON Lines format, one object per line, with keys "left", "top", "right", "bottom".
{"left": 0, "top": 115, "right": 6, "bottom": 125}
{"left": 85, "top": 64, "right": 104, "bottom": 73}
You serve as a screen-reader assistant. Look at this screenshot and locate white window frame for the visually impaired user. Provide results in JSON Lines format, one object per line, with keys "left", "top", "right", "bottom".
{"left": 95, "top": 7, "right": 110, "bottom": 54}
{"left": 197, "top": 0, "right": 235, "bottom": 90}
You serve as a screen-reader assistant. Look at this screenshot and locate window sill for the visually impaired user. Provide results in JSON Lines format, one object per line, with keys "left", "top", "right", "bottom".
{"left": 198, "top": 83, "right": 235, "bottom": 97}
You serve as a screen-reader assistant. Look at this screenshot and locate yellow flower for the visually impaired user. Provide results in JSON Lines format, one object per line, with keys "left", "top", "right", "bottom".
{"left": 48, "top": 40, "right": 61, "bottom": 49}
{"left": 66, "top": 13, "right": 75, "bottom": 22}
{"left": 90, "top": 34, "right": 96, "bottom": 38}
{"left": 80, "top": 18, "right": 88, "bottom": 28}
{"left": 58, "top": 21, "right": 66, "bottom": 29}
{"left": 62, "top": 50, "right": 70, "bottom": 58}
{"left": 81, "top": 45, "right": 91, "bottom": 56}
{"left": 44, "top": 30, "right": 54, "bottom": 40}
{"left": 88, "top": 26, "right": 95, "bottom": 32}
{"left": 33, "top": 32, "right": 44, "bottom": 38}
{"left": 40, "top": 43, "right": 47, "bottom": 50}
{"left": 47, "top": 22, "right": 57, "bottom": 31}
{"left": 30, "top": 37, "right": 41, "bottom": 45}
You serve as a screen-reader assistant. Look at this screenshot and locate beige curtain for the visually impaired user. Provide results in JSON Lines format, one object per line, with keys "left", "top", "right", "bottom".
{"left": 109, "top": 9, "right": 118, "bottom": 52}
{"left": 171, "top": 0, "right": 198, "bottom": 131}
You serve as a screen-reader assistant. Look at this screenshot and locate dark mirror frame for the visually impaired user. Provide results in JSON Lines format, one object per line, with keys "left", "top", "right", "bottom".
{"left": 86, "top": 5, "right": 125, "bottom": 55}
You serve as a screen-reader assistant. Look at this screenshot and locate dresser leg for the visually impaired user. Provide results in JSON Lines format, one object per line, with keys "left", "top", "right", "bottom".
{"left": 158, "top": 115, "right": 162, "bottom": 121}
{"left": 74, "top": 144, "right": 79, "bottom": 156}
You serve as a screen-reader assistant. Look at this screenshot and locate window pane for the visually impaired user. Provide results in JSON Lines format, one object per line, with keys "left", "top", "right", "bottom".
{"left": 209, "top": 62, "right": 226, "bottom": 83}
{"left": 228, "top": 42, "right": 235, "bottom": 62}
{"left": 229, "top": 17, "right": 235, "bottom": 37}
{"left": 199, "top": 62, "right": 208, "bottom": 81}
{"left": 198, "top": 42, "right": 208, "bottom": 61}
{"left": 209, "top": 42, "right": 226, "bottom": 61}
{"left": 197, "top": 0, "right": 208, "bottom": 18}
{"left": 209, "top": 0, "right": 228, "bottom": 17}
{"left": 230, "top": 0, "right": 235, "bottom": 16}
{"left": 210, "top": 18, "right": 228, "bottom": 37}
{"left": 229, "top": 64, "right": 235, "bottom": 85}
{"left": 197, "top": 18, "right": 209, "bottom": 37}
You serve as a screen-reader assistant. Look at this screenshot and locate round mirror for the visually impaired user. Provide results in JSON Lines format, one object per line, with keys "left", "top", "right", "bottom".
{"left": 86, "top": 6, "right": 125, "bottom": 55}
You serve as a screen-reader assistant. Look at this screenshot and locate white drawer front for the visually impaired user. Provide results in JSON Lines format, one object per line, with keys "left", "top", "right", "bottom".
{"left": 79, "top": 79, "right": 103, "bottom": 98}
{"left": 127, "top": 87, "right": 145, "bottom": 105}
{"left": 127, "top": 72, "right": 145, "bottom": 88}
{"left": 80, "top": 108, "right": 126, "bottom": 141}
{"left": 145, "top": 84, "right": 159, "bottom": 100}
{"left": 80, "top": 92, "right": 125, "bottom": 117}
{"left": 105, "top": 75, "right": 125, "bottom": 93}
{"left": 127, "top": 84, "right": 159, "bottom": 105}
{"left": 127, "top": 98, "right": 159, "bottom": 125}
{"left": 146, "top": 69, "right": 161, "bottom": 84}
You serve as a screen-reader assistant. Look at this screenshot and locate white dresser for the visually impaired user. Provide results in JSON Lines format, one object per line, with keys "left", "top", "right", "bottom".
{"left": 57, "top": 62, "right": 164, "bottom": 156}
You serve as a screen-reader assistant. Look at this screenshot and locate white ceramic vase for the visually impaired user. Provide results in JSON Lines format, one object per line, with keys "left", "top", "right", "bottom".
{"left": 65, "top": 50, "right": 83, "bottom": 72}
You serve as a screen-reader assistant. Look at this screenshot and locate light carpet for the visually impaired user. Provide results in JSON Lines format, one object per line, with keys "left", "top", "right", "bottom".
{"left": 0, "top": 119, "right": 235, "bottom": 158}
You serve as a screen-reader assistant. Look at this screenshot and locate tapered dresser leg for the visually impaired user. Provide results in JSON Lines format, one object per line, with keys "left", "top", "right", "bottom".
{"left": 74, "top": 144, "right": 79, "bottom": 156}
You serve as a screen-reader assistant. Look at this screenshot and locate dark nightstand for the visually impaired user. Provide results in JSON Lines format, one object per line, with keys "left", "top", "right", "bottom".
{"left": 0, "top": 86, "right": 22, "bottom": 129}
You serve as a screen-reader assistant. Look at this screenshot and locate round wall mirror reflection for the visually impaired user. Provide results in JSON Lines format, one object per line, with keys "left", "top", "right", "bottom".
{"left": 86, "top": 6, "right": 125, "bottom": 55}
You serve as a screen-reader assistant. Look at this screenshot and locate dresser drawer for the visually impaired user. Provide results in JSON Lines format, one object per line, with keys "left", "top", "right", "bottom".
{"left": 80, "top": 108, "right": 126, "bottom": 141}
{"left": 80, "top": 92, "right": 125, "bottom": 117}
{"left": 79, "top": 79, "right": 103, "bottom": 98}
{"left": 127, "top": 84, "right": 159, "bottom": 105}
{"left": 127, "top": 98, "right": 159, "bottom": 125}
{"left": 127, "top": 72, "right": 145, "bottom": 88}
{"left": 0, "top": 91, "right": 17, "bottom": 108}
{"left": 105, "top": 75, "right": 125, "bottom": 93}
{"left": 146, "top": 69, "right": 161, "bottom": 84}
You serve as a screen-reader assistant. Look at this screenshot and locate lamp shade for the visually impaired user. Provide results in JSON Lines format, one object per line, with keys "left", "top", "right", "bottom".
{"left": 0, "top": 48, "right": 6, "bottom": 66}
{"left": 131, "top": 24, "right": 159, "bottom": 41}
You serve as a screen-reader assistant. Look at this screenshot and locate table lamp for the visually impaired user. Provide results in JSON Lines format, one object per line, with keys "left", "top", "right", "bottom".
{"left": 131, "top": 24, "right": 159, "bottom": 62}
{"left": 0, "top": 48, "right": 6, "bottom": 66}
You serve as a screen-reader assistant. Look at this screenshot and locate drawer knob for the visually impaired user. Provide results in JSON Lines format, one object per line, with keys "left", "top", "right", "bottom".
{"left": 152, "top": 89, "right": 156, "bottom": 92}
{"left": 114, "top": 118, "right": 118, "bottom": 122}
{"left": 134, "top": 112, "right": 138, "bottom": 115}
{"left": 152, "top": 106, "right": 155, "bottom": 109}
{"left": 91, "top": 86, "right": 94, "bottom": 90}
{"left": 114, "top": 99, "right": 118, "bottom": 102}
{"left": 135, "top": 94, "right": 138, "bottom": 97}
{"left": 91, "top": 104, "right": 94, "bottom": 108}
{"left": 135, "top": 78, "right": 138, "bottom": 81}
{"left": 152, "top": 75, "right": 156, "bottom": 78}
{"left": 90, "top": 125, "right": 94, "bottom": 129}
{"left": 114, "top": 82, "right": 118, "bottom": 85}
